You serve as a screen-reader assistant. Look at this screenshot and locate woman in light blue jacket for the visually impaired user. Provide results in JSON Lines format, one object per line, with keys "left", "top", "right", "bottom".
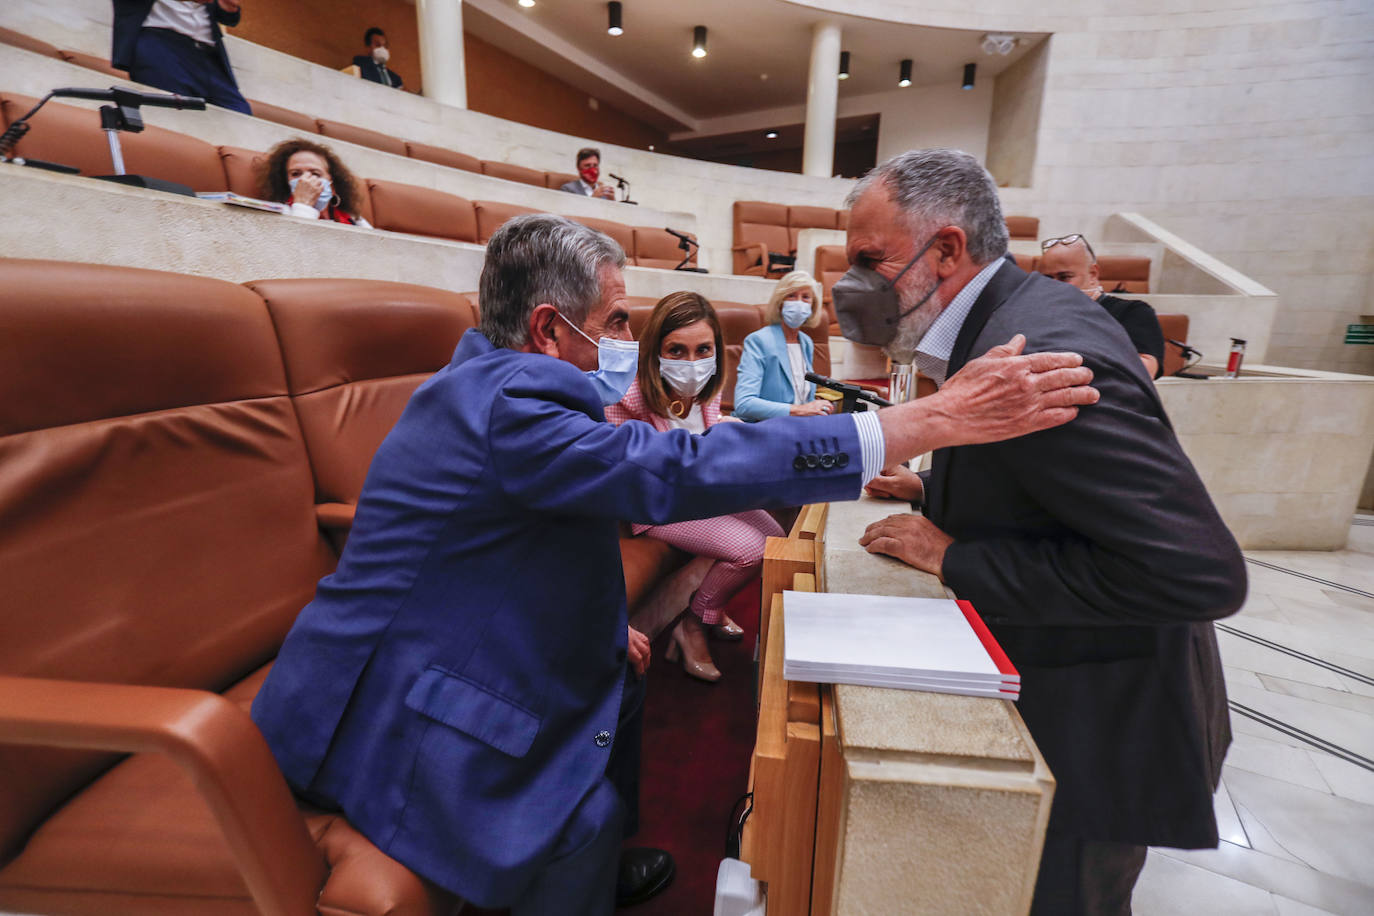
{"left": 733, "top": 270, "right": 833, "bottom": 420}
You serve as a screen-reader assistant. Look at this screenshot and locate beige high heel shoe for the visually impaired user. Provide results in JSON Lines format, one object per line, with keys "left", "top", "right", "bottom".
{"left": 712, "top": 615, "right": 744, "bottom": 641}
{"left": 664, "top": 616, "right": 721, "bottom": 683}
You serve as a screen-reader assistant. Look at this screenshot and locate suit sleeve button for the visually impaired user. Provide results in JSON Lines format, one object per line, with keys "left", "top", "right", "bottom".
{"left": 836, "top": 452, "right": 850, "bottom": 468}
{"left": 805, "top": 453, "right": 820, "bottom": 469}
{"left": 595, "top": 730, "right": 612, "bottom": 748}
{"left": 819, "top": 454, "right": 836, "bottom": 469}
{"left": 793, "top": 455, "right": 808, "bottom": 471}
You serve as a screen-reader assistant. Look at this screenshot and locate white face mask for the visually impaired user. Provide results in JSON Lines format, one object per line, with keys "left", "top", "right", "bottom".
{"left": 659, "top": 356, "right": 716, "bottom": 399}
{"left": 557, "top": 312, "right": 639, "bottom": 406}
{"left": 781, "top": 298, "right": 812, "bottom": 329}
{"left": 371, "top": 46, "right": 390, "bottom": 65}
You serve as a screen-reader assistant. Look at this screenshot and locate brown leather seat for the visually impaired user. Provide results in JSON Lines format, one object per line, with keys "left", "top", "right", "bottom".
{"left": 315, "top": 118, "right": 408, "bottom": 157}
{"left": 0, "top": 26, "right": 62, "bottom": 58}
{"left": 247, "top": 99, "right": 319, "bottom": 134}
{"left": 0, "top": 92, "right": 228, "bottom": 191}
{"left": 1013, "top": 253, "right": 1037, "bottom": 272}
{"left": 1098, "top": 255, "right": 1151, "bottom": 294}
{"left": 545, "top": 171, "right": 578, "bottom": 189}
{"left": 366, "top": 178, "right": 479, "bottom": 242}
{"left": 1158, "top": 314, "right": 1190, "bottom": 377}
{"left": 1005, "top": 215, "right": 1039, "bottom": 240}
{"left": 814, "top": 244, "right": 849, "bottom": 331}
{"left": 57, "top": 48, "right": 127, "bottom": 78}
{"left": 732, "top": 201, "right": 791, "bottom": 277}
{"left": 405, "top": 141, "right": 481, "bottom": 173}
{"left": 218, "top": 145, "right": 266, "bottom": 197}
{"left": 480, "top": 160, "right": 547, "bottom": 187}
{"left": 786, "top": 205, "right": 840, "bottom": 255}
{"left": 571, "top": 216, "right": 635, "bottom": 257}
{"left": 474, "top": 200, "right": 539, "bottom": 243}
{"left": 633, "top": 227, "right": 697, "bottom": 270}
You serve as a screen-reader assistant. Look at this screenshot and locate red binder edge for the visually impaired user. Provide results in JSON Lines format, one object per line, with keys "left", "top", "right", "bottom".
{"left": 956, "top": 600, "right": 1018, "bottom": 679}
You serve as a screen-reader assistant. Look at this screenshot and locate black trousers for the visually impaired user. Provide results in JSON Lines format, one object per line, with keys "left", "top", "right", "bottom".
{"left": 606, "top": 665, "right": 645, "bottom": 838}
{"left": 1030, "top": 832, "right": 1148, "bottom": 916}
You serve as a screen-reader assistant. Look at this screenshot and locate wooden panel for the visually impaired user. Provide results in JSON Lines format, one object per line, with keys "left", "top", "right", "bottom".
{"left": 810, "top": 685, "right": 843, "bottom": 916}
{"left": 789, "top": 502, "right": 828, "bottom": 540}
{"left": 741, "top": 595, "right": 790, "bottom": 879}
{"left": 760, "top": 536, "right": 817, "bottom": 670}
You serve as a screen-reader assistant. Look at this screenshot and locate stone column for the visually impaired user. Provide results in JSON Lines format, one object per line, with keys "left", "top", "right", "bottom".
{"left": 802, "top": 20, "right": 842, "bottom": 178}
{"left": 415, "top": 0, "right": 467, "bottom": 108}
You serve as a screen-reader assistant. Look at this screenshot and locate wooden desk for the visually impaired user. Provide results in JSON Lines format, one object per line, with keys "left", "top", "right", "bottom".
{"left": 743, "top": 497, "right": 1055, "bottom": 915}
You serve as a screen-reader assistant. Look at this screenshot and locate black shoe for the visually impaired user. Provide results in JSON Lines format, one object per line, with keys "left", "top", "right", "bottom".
{"left": 616, "top": 847, "right": 674, "bottom": 907}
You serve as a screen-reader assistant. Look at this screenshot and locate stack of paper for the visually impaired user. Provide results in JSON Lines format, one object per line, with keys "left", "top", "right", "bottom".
{"left": 782, "top": 591, "right": 1019, "bottom": 699}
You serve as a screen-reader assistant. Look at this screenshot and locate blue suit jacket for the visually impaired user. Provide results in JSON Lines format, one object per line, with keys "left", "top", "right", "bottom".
{"left": 111, "top": 0, "right": 239, "bottom": 76}
{"left": 251, "top": 329, "right": 862, "bottom": 906}
{"left": 732, "top": 323, "right": 815, "bottom": 420}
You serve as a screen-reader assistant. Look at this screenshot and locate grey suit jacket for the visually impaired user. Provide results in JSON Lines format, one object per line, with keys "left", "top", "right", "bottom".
{"left": 559, "top": 179, "right": 592, "bottom": 196}
{"left": 926, "top": 260, "right": 1245, "bottom": 847}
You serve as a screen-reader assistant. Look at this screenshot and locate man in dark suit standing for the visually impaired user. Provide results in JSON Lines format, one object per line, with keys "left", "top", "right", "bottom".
{"left": 837, "top": 149, "right": 1246, "bottom": 915}
{"left": 353, "top": 27, "right": 405, "bottom": 90}
{"left": 111, "top": 0, "right": 249, "bottom": 114}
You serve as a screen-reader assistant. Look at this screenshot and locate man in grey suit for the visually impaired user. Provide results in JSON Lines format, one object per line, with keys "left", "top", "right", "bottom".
{"left": 835, "top": 149, "right": 1246, "bottom": 915}
{"left": 560, "top": 147, "right": 616, "bottom": 200}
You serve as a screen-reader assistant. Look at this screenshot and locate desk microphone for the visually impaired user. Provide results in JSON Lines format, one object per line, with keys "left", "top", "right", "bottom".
{"left": 665, "top": 227, "right": 697, "bottom": 245}
{"left": 805, "top": 371, "right": 892, "bottom": 411}
{"left": 1167, "top": 338, "right": 1201, "bottom": 357}
{"left": 52, "top": 87, "right": 206, "bottom": 110}
{"left": 608, "top": 172, "right": 629, "bottom": 183}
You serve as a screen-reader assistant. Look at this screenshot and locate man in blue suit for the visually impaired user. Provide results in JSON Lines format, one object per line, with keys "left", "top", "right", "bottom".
{"left": 111, "top": 0, "right": 250, "bottom": 114}
{"left": 251, "top": 213, "right": 1098, "bottom": 914}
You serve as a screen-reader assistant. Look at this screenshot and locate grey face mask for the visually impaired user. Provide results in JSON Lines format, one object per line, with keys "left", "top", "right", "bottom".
{"left": 832, "top": 233, "right": 941, "bottom": 347}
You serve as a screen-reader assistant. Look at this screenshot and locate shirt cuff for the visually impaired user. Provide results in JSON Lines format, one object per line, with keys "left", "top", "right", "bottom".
{"left": 851, "top": 411, "right": 885, "bottom": 489}
{"left": 289, "top": 202, "right": 322, "bottom": 219}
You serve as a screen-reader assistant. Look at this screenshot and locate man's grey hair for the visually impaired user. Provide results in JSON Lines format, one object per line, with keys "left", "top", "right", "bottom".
{"left": 478, "top": 213, "right": 626, "bottom": 348}
{"left": 846, "top": 149, "right": 1009, "bottom": 265}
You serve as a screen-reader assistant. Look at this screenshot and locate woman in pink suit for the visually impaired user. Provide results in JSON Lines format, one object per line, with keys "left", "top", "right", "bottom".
{"left": 605, "top": 291, "right": 783, "bottom": 682}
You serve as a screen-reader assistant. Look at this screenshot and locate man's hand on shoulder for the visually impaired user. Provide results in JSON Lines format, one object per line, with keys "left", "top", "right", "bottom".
{"left": 865, "top": 465, "right": 924, "bottom": 502}
{"left": 927, "top": 333, "right": 1098, "bottom": 448}
{"left": 858, "top": 514, "right": 953, "bottom": 578}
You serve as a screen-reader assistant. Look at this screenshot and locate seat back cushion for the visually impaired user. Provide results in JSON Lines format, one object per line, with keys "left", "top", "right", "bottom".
{"left": 0, "top": 258, "right": 333, "bottom": 861}
{"left": 57, "top": 48, "right": 127, "bottom": 77}
{"left": 1005, "top": 215, "right": 1039, "bottom": 239}
{"left": 245, "top": 278, "right": 477, "bottom": 506}
{"left": 246, "top": 99, "right": 319, "bottom": 134}
{"left": 404, "top": 141, "right": 481, "bottom": 173}
{"left": 479, "top": 160, "right": 547, "bottom": 186}
{"left": 474, "top": 200, "right": 539, "bottom": 243}
{"left": 714, "top": 305, "right": 765, "bottom": 410}
{"left": 787, "top": 205, "right": 839, "bottom": 253}
{"left": 633, "top": 227, "right": 697, "bottom": 269}
{"left": 0, "top": 93, "right": 228, "bottom": 191}
{"left": 0, "top": 27, "right": 62, "bottom": 58}
{"left": 1097, "top": 255, "right": 1151, "bottom": 293}
{"left": 366, "top": 179, "right": 478, "bottom": 242}
{"left": 1158, "top": 313, "right": 1190, "bottom": 377}
{"left": 571, "top": 217, "right": 635, "bottom": 256}
{"left": 545, "top": 171, "right": 579, "bottom": 189}
{"left": 218, "top": 145, "right": 266, "bottom": 197}
{"left": 315, "top": 118, "right": 408, "bottom": 157}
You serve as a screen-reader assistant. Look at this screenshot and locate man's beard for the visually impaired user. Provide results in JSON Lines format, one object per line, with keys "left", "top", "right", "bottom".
{"left": 883, "top": 265, "right": 945, "bottom": 363}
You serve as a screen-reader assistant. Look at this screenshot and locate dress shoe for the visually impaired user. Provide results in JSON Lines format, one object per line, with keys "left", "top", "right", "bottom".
{"left": 712, "top": 615, "right": 744, "bottom": 641}
{"left": 616, "top": 847, "right": 675, "bottom": 907}
{"left": 664, "top": 617, "right": 721, "bottom": 682}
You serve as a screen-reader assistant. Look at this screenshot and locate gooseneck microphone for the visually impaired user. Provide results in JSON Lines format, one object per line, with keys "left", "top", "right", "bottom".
{"left": 664, "top": 227, "right": 697, "bottom": 245}
{"left": 51, "top": 86, "right": 207, "bottom": 109}
{"left": 805, "top": 371, "right": 893, "bottom": 412}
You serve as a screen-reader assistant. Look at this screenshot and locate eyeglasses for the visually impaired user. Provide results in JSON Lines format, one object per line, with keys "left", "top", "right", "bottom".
{"left": 1041, "top": 234, "right": 1095, "bottom": 259}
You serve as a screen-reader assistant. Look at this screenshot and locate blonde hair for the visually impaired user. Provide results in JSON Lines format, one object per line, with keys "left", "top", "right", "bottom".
{"left": 764, "top": 270, "right": 824, "bottom": 329}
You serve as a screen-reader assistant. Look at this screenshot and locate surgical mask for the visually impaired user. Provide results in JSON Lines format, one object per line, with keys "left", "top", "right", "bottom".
{"left": 780, "top": 299, "right": 811, "bottom": 329}
{"left": 831, "top": 234, "right": 941, "bottom": 347}
{"left": 371, "top": 46, "right": 390, "bottom": 65}
{"left": 288, "top": 176, "right": 332, "bottom": 213}
{"left": 659, "top": 356, "right": 716, "bottom": 399}
{"left": 558, "top": 312, "right": 639, "bottom": 406}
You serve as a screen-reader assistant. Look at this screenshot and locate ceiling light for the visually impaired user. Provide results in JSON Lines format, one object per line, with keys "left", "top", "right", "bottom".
{"left": 518, "top": 0, "right": 535, "bottom": 7}
{"left": 765, "top": 131, "right": 778, "bottom": 139}
{"left": 692, "top": 25, "right": 707, "bottom": 58}
{"left": 648, "top": 144, "right": 655, "bottom": 151}
{"left": 607, "top": 2, "right": 622, "bottom": 36}
{"left": 838, "top": 50, "right": 850, "bottom": 80}
{"left": 980, "top": 33, "right": 1017, "bottom": 55}
{"left": 898, "top": 59, "right": 912, "bottom": 88}
{"left": 962, "top": 62, "right": 976, "bottom": 90}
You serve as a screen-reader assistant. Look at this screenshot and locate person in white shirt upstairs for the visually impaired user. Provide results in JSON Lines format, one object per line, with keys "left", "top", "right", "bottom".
{"left": 732, "top": 271, "right": 833, "bottom": 420}
{"left": 111, "top": 0, "right": 251, "bottom": 114}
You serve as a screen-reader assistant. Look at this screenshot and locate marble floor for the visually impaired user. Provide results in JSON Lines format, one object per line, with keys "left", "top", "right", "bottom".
{"left": 1133, "top": 519, "right": 1374, "bottom": 915}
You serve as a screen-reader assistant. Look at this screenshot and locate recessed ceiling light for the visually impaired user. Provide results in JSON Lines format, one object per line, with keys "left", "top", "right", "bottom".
{"left": 765, "top": 131, "right": 778, "bottom": 139}
{"left": 692, "top": 25, "right": 707, "bottom": 58}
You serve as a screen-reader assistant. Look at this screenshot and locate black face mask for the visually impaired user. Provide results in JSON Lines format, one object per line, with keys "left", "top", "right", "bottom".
{"left": 831, "top": 233, "right": 942, "bottom": 347}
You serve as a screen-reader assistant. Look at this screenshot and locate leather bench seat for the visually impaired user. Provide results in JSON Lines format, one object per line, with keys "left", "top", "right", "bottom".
{"left": 406, "top": 140, "right": 482, "bottom": 174}
{"left": 0, "top": 26, "right": 62, "bottom": 58}
{"left": 248, "top": 99, "right": 319, "bottom": 134}
{"left": 632, "top": 227, "right": 697, "bottom": 270}
{"left": 479, "top": 159, "right": 547, "bottom": 187}
{"left": 1005, "top": 215, "right": 1040, "bottom": 240}
{"left": 315, "top": 117, "right": 408, "bottom": 158}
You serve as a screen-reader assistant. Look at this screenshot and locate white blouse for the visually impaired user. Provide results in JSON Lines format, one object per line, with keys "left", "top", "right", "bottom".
{"left": 666, "top": 402, "right": 706, "bottom": 434}
{"left": 787, "top": 342, "right": 809, "bottom": 404}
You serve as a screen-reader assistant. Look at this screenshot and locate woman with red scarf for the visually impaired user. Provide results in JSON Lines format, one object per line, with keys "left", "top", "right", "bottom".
{"left": 260, "top": 138, "right": 371, "bottom": 226}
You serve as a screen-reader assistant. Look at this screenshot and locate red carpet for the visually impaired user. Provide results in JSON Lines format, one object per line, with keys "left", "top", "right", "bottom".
{"left": 618, "top": 579, "right": 761, "bottom": 915}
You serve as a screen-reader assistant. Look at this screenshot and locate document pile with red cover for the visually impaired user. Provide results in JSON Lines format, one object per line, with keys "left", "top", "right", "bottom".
{"left": 781, "top": 591, "right": 1019, "bottom": 700}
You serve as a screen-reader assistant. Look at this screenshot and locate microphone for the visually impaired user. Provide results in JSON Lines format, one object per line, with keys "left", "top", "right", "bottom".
{"left": 664, "top": 227, "right": 697, "bottom": 245}
{"left": 52, "top": 87, "right": 206, "bottom": 110}
{"left": 1167, "top": 338, "right": 1201, "bottom": 357}
{"left": 608, "top": 172, "right": 628, "bottom": 183}
{"left": 805, "top": 371, "right": 893, "bottom": 410}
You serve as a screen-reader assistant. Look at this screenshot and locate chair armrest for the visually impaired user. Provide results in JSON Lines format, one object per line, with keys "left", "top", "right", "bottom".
{"left": 732, "top": 242, "right": 765, "bottom": 275}
{"left": 0, "top": 675, "right": 327, "bottom": 916}
{"left": 316, "top": 502, "right": 356, "bottom": 532}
